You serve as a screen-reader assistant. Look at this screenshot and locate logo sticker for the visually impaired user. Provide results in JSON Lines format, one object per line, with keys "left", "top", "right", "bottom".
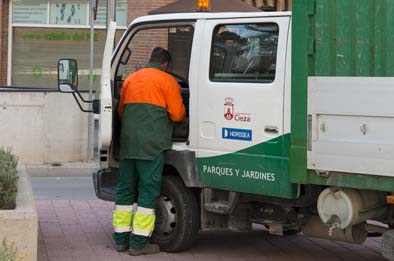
{"left": 222, "top": 128, "right": 252, "bottom": 141}
{"left": 223, "top": 97, "right": 251, "bottom": 122}
{"left": 224, "top": 97, "right": 234, "bottom": 120}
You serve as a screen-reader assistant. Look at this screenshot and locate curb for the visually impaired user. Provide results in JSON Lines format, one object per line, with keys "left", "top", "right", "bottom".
{"left": 26, "top": 162, "right": 99, "bottom": 177}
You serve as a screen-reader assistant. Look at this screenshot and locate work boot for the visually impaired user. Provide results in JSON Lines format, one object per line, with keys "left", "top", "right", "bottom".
{"left": 129, "top": 243, "right": 160, "bottom": 256}
{"left": 115, "top": 244, "right": 129, "bottom": 252}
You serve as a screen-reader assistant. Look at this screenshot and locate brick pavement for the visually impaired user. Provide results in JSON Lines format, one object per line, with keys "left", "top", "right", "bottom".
{"left": 36, "top": 200, "right": 386, "bottom": 261}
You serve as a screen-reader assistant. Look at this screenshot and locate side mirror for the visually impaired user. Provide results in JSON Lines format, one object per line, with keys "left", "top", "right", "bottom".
{"left": 58, "top": 59, "right": 78, "bottom": 93}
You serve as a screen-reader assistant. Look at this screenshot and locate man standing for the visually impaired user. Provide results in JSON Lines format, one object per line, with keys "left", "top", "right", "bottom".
{"left": 113, "top": 47, "right": 186, "bottom": 256}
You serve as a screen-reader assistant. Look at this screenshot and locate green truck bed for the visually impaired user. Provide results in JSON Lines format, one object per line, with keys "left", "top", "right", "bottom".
{"left": 291, "top": 0, "right": 394, "bottom": 192}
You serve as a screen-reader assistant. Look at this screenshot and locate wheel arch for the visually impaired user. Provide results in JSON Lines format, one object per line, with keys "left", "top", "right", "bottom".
{"left": 164, "top": 149, "right": 202, "bottom": 188}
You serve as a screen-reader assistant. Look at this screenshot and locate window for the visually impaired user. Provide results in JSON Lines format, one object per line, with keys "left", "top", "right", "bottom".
{"left": 12, "top": 27, "right": 124, "bottom": 90}
{"left": 10, "top": 0, "right": 127, "bottom": 89}
{"left": 209, "top": 23, "right": 279, "bottom": 83}
{"left": 116, "top": 25, "right": 194, "bottom": 81}
{"left": 12, "top": 1, "right": 128, "bottom": 27}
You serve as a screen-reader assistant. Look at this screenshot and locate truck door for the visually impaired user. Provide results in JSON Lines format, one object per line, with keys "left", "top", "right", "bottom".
{"left": 196, "top": 16, "right": 295, "bottom": 198}
{"left": 99, "top": 21, "right": 116, "bottom": 162}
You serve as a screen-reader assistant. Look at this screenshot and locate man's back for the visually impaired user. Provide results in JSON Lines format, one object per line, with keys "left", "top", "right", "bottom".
{"left": 118, "top": 67, "right": 186, "bottom": 160}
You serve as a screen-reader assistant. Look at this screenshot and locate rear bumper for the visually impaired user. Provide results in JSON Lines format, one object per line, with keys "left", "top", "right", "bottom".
{"left": 92, "top": 168, "right": 118, "bottom": 202}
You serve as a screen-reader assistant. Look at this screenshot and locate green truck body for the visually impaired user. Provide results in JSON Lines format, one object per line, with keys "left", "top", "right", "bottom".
{"left": 292, "top": 0, "right": 394, "bottom": 192}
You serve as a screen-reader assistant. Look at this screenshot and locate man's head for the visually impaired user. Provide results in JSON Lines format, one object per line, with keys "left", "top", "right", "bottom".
{"left": 149, "top": 47, "right": 171, "bottom": 71}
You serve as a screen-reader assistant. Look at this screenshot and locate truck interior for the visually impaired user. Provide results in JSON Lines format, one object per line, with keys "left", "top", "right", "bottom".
{"left": 111, "top": 25, "right": 194, "bottom": 162}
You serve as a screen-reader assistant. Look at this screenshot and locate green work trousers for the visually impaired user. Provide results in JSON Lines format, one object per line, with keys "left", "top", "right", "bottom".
{"left": 113, "top": 152, "right": 163, "bottom": 249}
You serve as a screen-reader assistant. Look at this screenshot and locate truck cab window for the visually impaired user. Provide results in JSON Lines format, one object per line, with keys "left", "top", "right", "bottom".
{"left": 209, "top": 23, "right": 279, "bottom": 83}
{"left": 116, "top": 26, "right": 194, "bottom": 82}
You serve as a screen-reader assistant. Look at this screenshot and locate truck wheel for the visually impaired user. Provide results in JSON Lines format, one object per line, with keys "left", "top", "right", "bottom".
{"left": 152, "top": 175, "right": 199, "bottom": 252}
{"left": 382, "top": 230, "right": 394, "bottom": 261}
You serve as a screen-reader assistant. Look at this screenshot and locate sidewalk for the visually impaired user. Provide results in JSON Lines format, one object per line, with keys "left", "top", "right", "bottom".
{"left": 36, "top": 199, "right": 386, "bottom": 261}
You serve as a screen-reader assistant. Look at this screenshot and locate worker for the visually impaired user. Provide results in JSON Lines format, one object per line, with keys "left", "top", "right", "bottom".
{"left": 113, "top": 47, "right": 186, "bottom": 256}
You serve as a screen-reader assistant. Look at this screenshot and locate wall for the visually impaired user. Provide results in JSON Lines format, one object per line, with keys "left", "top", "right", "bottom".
{"left": 243, "top": 0, "right": 291, "bottom": 11}
{"left": 0, "top": 0, "right": 8, "bottom": 85}
{"left": 127, "top": 0, "right": 177, "bottom": 24}
{"left": 0, "top": 92, "right": 89, "bottom": 164}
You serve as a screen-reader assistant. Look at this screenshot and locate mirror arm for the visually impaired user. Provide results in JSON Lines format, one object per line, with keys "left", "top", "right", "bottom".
{"left": 76, "top": 91, "right": 94, "bottom": 103}
{"left": 72, "top": 92, "right": 93, "bottom": 113}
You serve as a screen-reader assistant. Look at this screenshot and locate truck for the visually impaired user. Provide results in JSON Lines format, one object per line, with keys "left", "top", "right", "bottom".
{"left": 57, "top": 0, "right": 394, "bottom": 259}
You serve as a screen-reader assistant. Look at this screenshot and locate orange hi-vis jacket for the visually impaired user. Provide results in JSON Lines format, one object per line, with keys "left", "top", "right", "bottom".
{"left": 118, "top": 64, "right": 186, "bottom": 160}
{"left": 118, "top": 66, "right": 185, "bottom": 121}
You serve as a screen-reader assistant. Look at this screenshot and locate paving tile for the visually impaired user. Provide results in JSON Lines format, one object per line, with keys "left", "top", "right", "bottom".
{"left": 87, "top": 199, "right": 111, "bottom": 209}
{"left": 285, "top": 235, "right": 340, "bottom": 260}
{"left": 38, "top": 211, "right": 60, "bottom": 223}
{"left": 35, "top": 200, "right": 54, "bottom": 210}
{"left": 41, "top": 223, "right": 64, "bottom": 240}
{"left": 46, "top": 246, "right": 71, "bottom": 258}
{"left": 71, "top": 200, "right": 91, "bottom": 210}
{"left": 86, "top": 231, "right": 113, "bottom": 245}
{"left": 267, "top": 234, "right": 315, "bottom": 260}
{"left": 99, "top": 255, "right": 125, "bottom": 261}
{"left": 74, "top": 256, "right": 100, "bottom": 261}
{"left": 61, "top": 224, "right": 85, "bottom": 234}
{"left": 93, "top": 244, "right": 122, "bottom": 257}
{"left": 53, "top": 200, "right": 72, "bottom": 208}
{"left": 37, "top": 243, "right": 49, "bottom": 261}
{"left": 48, "top": 257, "right": 75, "bottom": 261}
{"left": 166, "top": 252, "right": 196, "bottom": 260}
{"left": 121, "top": 254, "right": 148, "bottom": 261}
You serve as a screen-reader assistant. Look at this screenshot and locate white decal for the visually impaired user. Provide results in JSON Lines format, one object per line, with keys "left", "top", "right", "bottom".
{"left": 202, "top": 164, "right": 276, "bottom": 182}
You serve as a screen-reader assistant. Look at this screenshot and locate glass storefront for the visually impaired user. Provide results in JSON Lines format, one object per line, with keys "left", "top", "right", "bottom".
{"left": 10, "top": 0, "right": 127, "bottom": 90}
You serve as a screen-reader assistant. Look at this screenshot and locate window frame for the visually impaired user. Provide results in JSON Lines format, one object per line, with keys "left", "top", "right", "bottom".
{"left": 113, "top": 21, "right": 196, "bottom": 85}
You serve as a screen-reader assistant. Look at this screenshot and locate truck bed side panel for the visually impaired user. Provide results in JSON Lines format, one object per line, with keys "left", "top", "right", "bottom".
{"left": 291, "top": 0, "right": 394, "bottom": 191}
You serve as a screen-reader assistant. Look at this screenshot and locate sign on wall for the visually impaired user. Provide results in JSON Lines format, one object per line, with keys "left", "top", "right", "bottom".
{"left": 12, "top": 3, "right": 48, "bottom": 24}
{"left": 49, "top": 3, "right": 88, "bottom": 25}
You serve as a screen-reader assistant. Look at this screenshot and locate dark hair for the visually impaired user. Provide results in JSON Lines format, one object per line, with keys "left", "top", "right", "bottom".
{"left": 149, "top": 47, "right": 171, "bottom": 65}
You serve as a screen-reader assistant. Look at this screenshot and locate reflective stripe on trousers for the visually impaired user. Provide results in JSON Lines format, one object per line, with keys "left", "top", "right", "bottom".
{"left": 132, "top": 206, "right": 156, "bottom": 237}
{"left": 113, "top": 205, "right": 133, "bottom": 233}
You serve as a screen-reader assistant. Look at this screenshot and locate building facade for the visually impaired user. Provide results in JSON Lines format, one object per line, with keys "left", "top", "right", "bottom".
{"left": 0, "top": 0, "right": 290, "bottom": 88}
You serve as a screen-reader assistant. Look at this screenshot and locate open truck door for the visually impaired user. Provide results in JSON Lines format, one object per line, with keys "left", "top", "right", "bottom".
{"left": 99, "top": 21, "right": 117, "bottom": 164}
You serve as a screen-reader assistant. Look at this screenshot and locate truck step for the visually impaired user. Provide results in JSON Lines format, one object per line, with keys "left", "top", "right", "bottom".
{"left": 204, "top": 201, "right": 232, "bottom": 214}
{"left": 203, "top": 189, "right": 239, "bottom": 215}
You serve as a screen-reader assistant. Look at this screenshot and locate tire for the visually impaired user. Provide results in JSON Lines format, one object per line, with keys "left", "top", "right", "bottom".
{"left": 382, "top": 230, "right": 394, "bottom": 261}
{"left": 152, "top": 175, "right": 199, "bottom": 252}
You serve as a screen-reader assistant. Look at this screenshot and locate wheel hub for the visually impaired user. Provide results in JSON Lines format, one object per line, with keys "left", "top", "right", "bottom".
{"left": 155, "top": 195, "right": 177, "bottom": 236}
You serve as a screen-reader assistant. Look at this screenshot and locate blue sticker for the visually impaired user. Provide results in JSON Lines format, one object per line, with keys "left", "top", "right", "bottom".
{"left": 222, "top": 128, "right": 252, "bottom": 141}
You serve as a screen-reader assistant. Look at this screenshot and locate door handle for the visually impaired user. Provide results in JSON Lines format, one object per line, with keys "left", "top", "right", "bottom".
{"left": 264, "top": 126, "right": 279, "bottom": 134}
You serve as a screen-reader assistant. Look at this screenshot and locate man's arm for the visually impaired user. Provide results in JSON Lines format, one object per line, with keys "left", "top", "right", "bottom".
{"left": 118, "top": 78, "right": 128, "bottom": 118}
{"left": 165, "top": 76, "right": 186, "bottom": 122}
